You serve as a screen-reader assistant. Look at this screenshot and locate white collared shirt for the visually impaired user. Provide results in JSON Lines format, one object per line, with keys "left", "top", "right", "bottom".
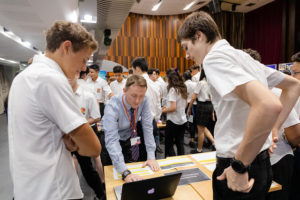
{"left": 110, "top": 79, "right": 126, "bottom": 96}
{"left": 142, "top": 73, "right": 162, "bottom": 121}
{"left": 270, "top": 88, "right": 299, "bottom": 165}
{"left": 203, "top": 39, "right": 285, "bottom": 158}
{"left": 184, "top": 80, "right": 197, "bottom": 103}
{"left": 192, "top": 71, "right": 200, "bottom": 82}
{"left": 166, "top": 87, "right": 187, "bottom": 125}
{"left": 87, "top": 77, "right": 112, "bottom": 103}
{"left": 194, "top": 78, "right": 211, "bottom": 102}
{"left": 74, "top": 84, "right": 101, "bottom": 120}
{"left": 8, "top": 55, "right": 85, "bottom": 200}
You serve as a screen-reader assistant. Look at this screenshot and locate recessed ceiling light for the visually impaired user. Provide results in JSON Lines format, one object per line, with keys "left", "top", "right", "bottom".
{"left": 183, "top": 1, "right": 196, "bottom": 10}
{"left": 152, "top": 0, "right": 163, "bottom": 11}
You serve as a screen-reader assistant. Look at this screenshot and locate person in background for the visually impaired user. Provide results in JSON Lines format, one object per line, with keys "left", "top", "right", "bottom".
{"left": 188, "top": 68, "right": 215, "bottom": 153}
{"left": 128, "top": 68, "right": 133, "bottom": 77}
{"left": 101, "top": 75, "right": 159, "bottom": 182}
{"left": 88, "top": 64, "right": 113, "bottom": 117}
{"left": 110, "top": 65, "right": 126, "bottom": 96}
{"left": 69, "top": 73, "right": 105, "bottom": 200}
{"left": 8, "top": 20, "right": 101, "bottom": 200}
{"left": 162, "top": 70, "right": 187, "bottom": 157}
{"left": 77, "top": 67, "right": 90, "bottom": 86}
{"left": 183, "top": 71, "right": 197, "bottom": 148}
{"left": 131, "top": 57, "right": 162, "bottom": 158}
{"left": 191, "top": 65, "right": 201, "bottom": 82}
{"left": 177, "top": 11, "right": 300, "bottom": 199}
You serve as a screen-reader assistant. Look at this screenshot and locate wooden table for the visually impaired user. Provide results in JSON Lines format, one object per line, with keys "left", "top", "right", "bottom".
{"left": 105, "top": 152, "right": 281, "bottom": 200}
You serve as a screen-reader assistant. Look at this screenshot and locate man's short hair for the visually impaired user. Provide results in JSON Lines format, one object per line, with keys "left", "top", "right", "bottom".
{"left": 46, "top": 21, "right": 98, "bottom": 53}
{"left": 155, "top": 69, "right": 160, "bottom": 75}
{"left": 113, "top": 65, "right": 123, "bottom": 73}
{"left": 125, "top": 75, "right": 147, "bottom": 89}
{"left": 177, "top": 11, "right": 221, "bottom": 44}
{"left": 79, "top": 67, "right": 89, "bottom": 78}
{"left": 128, "top": 69, "right": 133, "bottom": 74}
{"left": 183, "top": 71, "right": 192, "bottom": 80}
{"left": 131, "top": 57, "right": 148, "bottom": 72}
{"left": 291, "top": 52, "right": 300, "bottom": 62}
{"left": 192, "top": 65, "right": 200, "bottom": 70}
{"left": 88, "top": 64, "right": 100, "bottom": 71}
{"left": 147, "top": 68, "right": 156, "bottom": 75}
{"left": 243, "top": 48, "right": 262, "bottom": 62}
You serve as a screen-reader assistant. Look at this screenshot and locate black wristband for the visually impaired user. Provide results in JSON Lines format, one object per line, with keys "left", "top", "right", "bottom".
{"left": 230, "top": 158, "right": 249, "bottom": 174}
{"left": 122, "top": 170, "right": 131, "bottom": 181}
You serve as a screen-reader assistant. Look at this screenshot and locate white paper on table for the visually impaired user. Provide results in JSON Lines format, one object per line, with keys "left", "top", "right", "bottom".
{"left": 158, "top": 156, "right": 195, "bottom": 171}
{"left": 190, "top": 151, "right": 216, "bottom": 164}
{"left": 204, "top": 162, "right": 216, "bottom": 172}
{"left": 113, "top": 164, "right": 154, "bottom": 179}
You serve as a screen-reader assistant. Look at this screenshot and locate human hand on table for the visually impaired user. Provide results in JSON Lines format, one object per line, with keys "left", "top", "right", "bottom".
{"left": 124, "top": 173, "right": 143, "bottom": 183}
{"left": 142, "top": 159, "right": 160, "bottom": 172}
{"left": 217, "top": 166, "right": 254, "bottom": 193}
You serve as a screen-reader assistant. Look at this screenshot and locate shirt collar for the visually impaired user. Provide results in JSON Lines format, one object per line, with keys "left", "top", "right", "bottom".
{"left": 208, "top": 39, "right": 229, "bottom": 54}
{"left": 74, "top": 84, "right": 82, "bottom": 96}
{"left": 32, "top": 54, "right": 65, "bottom": 76}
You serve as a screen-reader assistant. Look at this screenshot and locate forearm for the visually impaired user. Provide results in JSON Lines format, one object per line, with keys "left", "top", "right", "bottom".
{"left": 235, "top": 103, "right": 281, "bottom": 166}
{"left": 87, "top": 117, "right": 100, "bottom": 125}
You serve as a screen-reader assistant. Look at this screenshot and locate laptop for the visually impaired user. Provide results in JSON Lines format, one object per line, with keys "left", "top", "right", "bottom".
{"left": 114, "top": 173, "right": 182, "bottom": 200}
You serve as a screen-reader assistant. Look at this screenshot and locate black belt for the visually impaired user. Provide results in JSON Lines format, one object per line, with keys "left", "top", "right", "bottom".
{"left": 216, "top": 150, "right": 269, "bottom": 169}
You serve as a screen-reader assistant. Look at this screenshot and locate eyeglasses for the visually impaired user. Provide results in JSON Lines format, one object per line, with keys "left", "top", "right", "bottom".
{"left": 290, "top": 69, "right": 300, "bottom": 76}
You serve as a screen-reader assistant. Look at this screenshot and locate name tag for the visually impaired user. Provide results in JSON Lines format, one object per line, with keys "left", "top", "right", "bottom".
{"left": 130, "top": 136, "right": 141, "bottom": 146}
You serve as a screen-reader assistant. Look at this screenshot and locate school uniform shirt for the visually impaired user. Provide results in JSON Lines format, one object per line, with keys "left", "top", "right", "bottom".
{"left": 74, "top": 84, "right": 101, "bottom": 121}
{"left": 102, "top": 94, "right": 156, "bottom": 173}
{"left": 166, "top": 87, "right": 187, "bottom": 125}
{"left": 184, "top": 80, "right": 197, "bottom": 103}
{"left": 294, "top": 97, "right": 300, "bottom": 117}
{"left": 142, "top": 73, "right": 162, "bottom": 121}
{"left": 203, "top": 39, "right": 285, "bottom": 158}
{"left": 157, "top": 76, "right": 168, "bottom": 107}
{"left": 109, "top": 78, "right": 126, "bottom": 96}
{"left": 192, "top": 71, "right": 200, "bottom": 82}
{"left": 8, "top": 55, "right": 85, "bottom": 200}
{"left": 87, "top": 77, "right": 112, "bottom": 103}
{"left": 270, "top": 88, "right": 299, "bottom": 165}
{"left": 194, "top": 79, "right": 211, "bottom": 102}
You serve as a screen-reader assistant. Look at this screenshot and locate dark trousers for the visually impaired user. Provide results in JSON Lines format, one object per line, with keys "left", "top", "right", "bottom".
{"left": 74, "top": 125, "right": 105, "bottom": 199}
{"left": 213, "top": 150, "right": 272, "bottom": 200}
{"left": 100, "top": 129, "right": 147, "bottom": 167}
{"left": 267, "top": 154, "right": 294, "bottom": 200}
{"left": 165, "top": 120, "right": 186, "bottom": 157}
{"left": 290, "top": 148, "right": 300, "bottom": 200}
{"left": 99, "top": 102, "right": 105, "bottom": 118}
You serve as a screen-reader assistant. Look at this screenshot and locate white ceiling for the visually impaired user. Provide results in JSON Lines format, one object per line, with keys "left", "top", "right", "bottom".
{"left": 0, "top": 0, "right": 274, "bottom": 65}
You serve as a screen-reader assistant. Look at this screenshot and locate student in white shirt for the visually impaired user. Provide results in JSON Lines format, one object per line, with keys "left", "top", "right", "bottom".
{"left": 131, "top": 57, "right": 162, "bottom": 157}
{"left": 87, "top": 64, "right": 113, "bottom": 117}
{"left": 110, "top": 65, "right": 126, "bottom": 96}
{"left": 178, "top": 11, "right": 300, "bottom": 199}
{"left": 156, "top": 69, "right": 168, "bottom": 107}
{"left": 8, "top": 21, "right": 101, "bottom": 200}
{"left": 162, "top": 70, "right": 187, "bottom": 157}
{"left": 187, "top": 68, "right": 215, "bottom": 154}
{"left": 69, "top": 73, "right": 105, "bottom": 200}
{"left": 191, "top": 65, "right": 201, "bottom": 82}
{"left": 77, "top": 67, "right": 90, "bottom": 86}
{"left": 183, "top": 71, "right": 197, "bottom": 148}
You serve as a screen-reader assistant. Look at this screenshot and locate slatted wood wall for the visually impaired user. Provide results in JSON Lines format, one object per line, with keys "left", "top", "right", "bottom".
{"left": 105, "top": 13, "right": 195, "bottom": 73}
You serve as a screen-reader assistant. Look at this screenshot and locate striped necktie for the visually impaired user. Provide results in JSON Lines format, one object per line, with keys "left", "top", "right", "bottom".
{"left": 130, "top": 108, "right": 139, "bottom": 161}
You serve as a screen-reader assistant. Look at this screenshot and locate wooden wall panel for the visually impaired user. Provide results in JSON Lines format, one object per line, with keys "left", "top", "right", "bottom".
{"left": 105, "top": 13, "right": 194, "bottom": 73}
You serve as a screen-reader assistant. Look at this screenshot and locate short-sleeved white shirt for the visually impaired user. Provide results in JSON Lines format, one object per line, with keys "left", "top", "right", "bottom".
{"left": 192, "top": 71, "right": 200, "bottom": 82}
{"left": 185, "top": 80, "right": 197, "bottom": 103}
{"left": 109, "top": 79, "right": 126, "bottom": 96}
{"left": 74, "top": 84, "right": 101, "bottom": 120}
{"left": 270, "top": 88, "right": 299, "bottom": 165}
{"left": 87, "top": 77, "right": 112, "bottom": 103}
{"left": 294, "top": 97, "right": 300, "bottom": 118}
{"left": 166, "top": 87, "right": 187, "bottom": 125}
{"left": 142, "top": 73, "right": 162, "bottom": 121}
{"left": 8, "top": 55, "right": 86, "bottom": 200}
{"left": 194, "top": 79, "right": 211, "bottom": 102}
{"left": 203, "top": 39, "right": 285, "bottom": 158}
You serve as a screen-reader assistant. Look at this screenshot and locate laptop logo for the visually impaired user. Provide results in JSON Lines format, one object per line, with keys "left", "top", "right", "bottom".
{"left": 147, "top": 188, "right": 155, "bottom": 194}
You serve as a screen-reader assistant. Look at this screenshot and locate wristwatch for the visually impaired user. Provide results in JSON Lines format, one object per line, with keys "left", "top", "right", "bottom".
{"left": 122, "top": 169, "right": 131, "bottom": 181}
{"left": 230, "top": 158, "right": 249, "bottom": 174}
